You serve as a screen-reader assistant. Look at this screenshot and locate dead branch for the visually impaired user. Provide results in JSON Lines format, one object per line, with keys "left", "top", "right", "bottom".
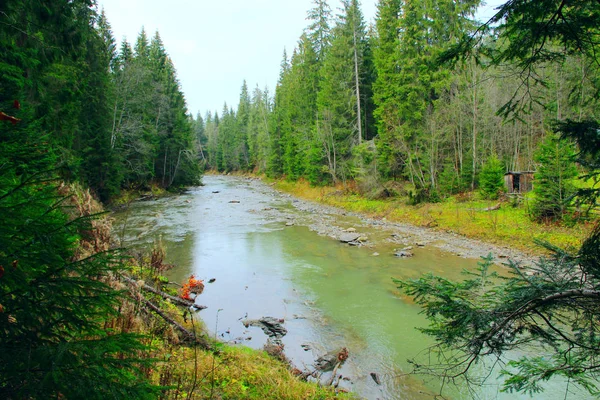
{"left": 123, "top": 275, "right": 206, "bottom": 310}
{"left": 327, "top": 362, "right": 341, "bottom": 386}
{"left": 143, "top": 299, "right": 210, "bottom": 349}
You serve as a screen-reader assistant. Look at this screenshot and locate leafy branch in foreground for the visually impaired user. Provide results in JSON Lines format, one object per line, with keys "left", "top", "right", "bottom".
{"left": 395, "top": 235, "right": 600, "bottom": 396}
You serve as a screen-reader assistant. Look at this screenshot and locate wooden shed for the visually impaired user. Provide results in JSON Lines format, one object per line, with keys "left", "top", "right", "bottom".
{"left": 504, "top": 171, "right": 534, "bottom": 194}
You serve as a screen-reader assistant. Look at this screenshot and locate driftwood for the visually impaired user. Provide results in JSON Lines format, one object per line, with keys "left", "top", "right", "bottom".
{"left": 327, "top": 362, "right": 341, "bottom": 386}
{"left": 300, "top": 347, "right": 349, "bottom": 384}
{"left": 143, "top": 299, "right": 210, "bottom": 349}
{"left": 468, "top": 203, "right": 501, "bottom": 212}
{"left": 123, "top": 276, "right": 206, "bottom": 310}
{"left": 482, "top": 203, "right": 501, "bottom": 212}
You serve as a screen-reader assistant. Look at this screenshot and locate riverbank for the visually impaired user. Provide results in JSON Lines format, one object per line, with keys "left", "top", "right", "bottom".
{"left": 100, "top": 183, "right": 350, "bottom": 399}
{"left": 248, "top": 176, "right": 593, "bottom": 264}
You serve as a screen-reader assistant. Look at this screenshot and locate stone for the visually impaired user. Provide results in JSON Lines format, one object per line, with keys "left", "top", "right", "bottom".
{"left": 395, "top": 251, "right": 413, "bottom": 258}
{"left": 315, "top": 347, "right": 348, "bottom": 371}
{"left": 339, "top": 233, "right": 361, "bottom": 243}
{"left": 370, "top": 372, "right": 381, "bottom": 385}
{"left": 243, "top": 317, "right": 287, "bottom": 340}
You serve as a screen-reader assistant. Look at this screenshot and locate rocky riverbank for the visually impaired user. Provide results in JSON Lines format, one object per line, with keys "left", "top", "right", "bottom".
{"left": 243, "top": 177, "right": 537, "bottom": 268}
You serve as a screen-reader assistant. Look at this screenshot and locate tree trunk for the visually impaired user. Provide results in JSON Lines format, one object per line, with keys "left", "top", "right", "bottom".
{"left": 353, "top": 29, "right": 362, "bottom": 144}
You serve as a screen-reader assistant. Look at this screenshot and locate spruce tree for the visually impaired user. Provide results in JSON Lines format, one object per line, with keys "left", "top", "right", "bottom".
{"left": 0, "top": 3, "right": 157, "bottom": 396}
{"left": 479, "top": 154, "right": 505, "bottom": 200}
{"left": 531, "top": 133, "right": 578, "bottom": 221}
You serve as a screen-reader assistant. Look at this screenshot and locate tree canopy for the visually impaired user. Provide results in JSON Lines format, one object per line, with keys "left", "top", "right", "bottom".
{"left": 397, "top": 0, "right": 600, "bottom": 395}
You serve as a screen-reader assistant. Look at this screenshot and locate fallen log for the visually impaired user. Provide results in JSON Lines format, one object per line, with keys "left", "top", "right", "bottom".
{"left": 123, "top": 275, "right": 206, "bottom": 310}
{"left": 482, "top": 203, "right": 501, "bottom": 211}
{"left": 468, "top": 203, "right": 501, "bottom": 212}
{"left": 143, "top": 299, "right": 210, "bottom": 349}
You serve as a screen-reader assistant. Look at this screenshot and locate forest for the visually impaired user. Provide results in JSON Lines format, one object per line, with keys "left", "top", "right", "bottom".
{"left": 1, "top": 0, "right": 600, "bottom": 398}
{"left": 199, "top": 0, "right": 598, "bottom": 223}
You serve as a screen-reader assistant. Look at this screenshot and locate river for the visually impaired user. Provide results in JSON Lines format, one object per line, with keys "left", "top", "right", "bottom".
{"left": 113, "top": 175, "right": 590, "bottom": 400}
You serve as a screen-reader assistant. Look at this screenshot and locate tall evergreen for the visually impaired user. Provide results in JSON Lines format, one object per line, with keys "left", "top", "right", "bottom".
{"left": 373, "top": 0, "right": 403, "bottom": 178}
{"left": 531, "top": 134, "right": 578, "bottom": 221}
{"left": 0, "top": 1, "right": 158, "bottom": 396}
{"left": 316, "top": 0, "right": 368, "bottom": 183}
{"left": 306, "top": 0, "right": 332, "bottom": 63}
{"left": 267, "top": 50, "right": 291, "bottom": 177}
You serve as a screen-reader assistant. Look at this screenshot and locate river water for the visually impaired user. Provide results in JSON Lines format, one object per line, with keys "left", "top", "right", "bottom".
{"left": 113, "top": 175, "right": 590, "bottom": 400}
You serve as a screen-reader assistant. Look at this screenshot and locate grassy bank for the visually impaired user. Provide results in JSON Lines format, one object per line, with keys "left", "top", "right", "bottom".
{"left": 272, "top": 178, "right": 594, "bottom": 254}
{"left": 147, "top": 343, "right": 344, "bottom": 399}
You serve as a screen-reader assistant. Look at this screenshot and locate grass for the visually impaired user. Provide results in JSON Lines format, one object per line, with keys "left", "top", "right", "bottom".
{"left": 272, "top": 178, "right": 595, "bottom": 254}
{"left": 150, "top": 345, "right": 348, "bottom": 399}
{"left": 111, "top": 183, "right": 172, "bottom": 206}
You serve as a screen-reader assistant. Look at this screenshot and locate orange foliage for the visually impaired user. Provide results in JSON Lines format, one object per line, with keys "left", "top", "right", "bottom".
{"left": 180, "top": 275, "right": 204, "bottom": 300}
{"left": 0, "top": 111, "right": 20, "bottom": 125}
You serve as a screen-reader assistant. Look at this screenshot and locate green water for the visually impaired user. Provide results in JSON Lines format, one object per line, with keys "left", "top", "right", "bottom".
{"left": 113, "top": 175, "right": 590, "bottom": 400}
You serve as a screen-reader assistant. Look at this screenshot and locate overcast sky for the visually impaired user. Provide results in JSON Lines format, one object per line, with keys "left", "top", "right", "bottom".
{"left": 97, "top": 0, "right": 503, "bottom": 118}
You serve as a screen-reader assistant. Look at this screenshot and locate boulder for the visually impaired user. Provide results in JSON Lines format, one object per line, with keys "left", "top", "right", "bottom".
{"left": 339, "top": 233, "right": 361, "bottom": 243}
{"left": 395, "top": 251, "right": 413, "bottom": 258}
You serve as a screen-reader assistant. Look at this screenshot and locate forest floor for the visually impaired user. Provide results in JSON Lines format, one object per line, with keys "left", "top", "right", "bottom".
{"left": 244, "top": 175, "right": 596, "bottom": 264}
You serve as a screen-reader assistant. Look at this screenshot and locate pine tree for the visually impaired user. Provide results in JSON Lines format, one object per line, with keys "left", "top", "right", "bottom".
{"left": 531, "top": 133, "right": 578, "bottom": 221}
{"left": 373, "top": 0, "right": 403, "bottom": 178}
{"left": 478, "top": 154, "right": 505, "bottom": 200}
{"left": 268, "top": 50, "right": 291, "bottom": 177}
{"left": 316, "top": 0, "right": 367, "bottom": 183}
{"left": 235, "top": 81, "right": 251, "bottom": 170}
{"left": 306, "top": 0, "right": 332, "bottom": 63}
{"left": 134, "top": 27, "right": 150, "bottom": 60}
{"left": 0, "top": 2, "right": 158, "bottom": 396}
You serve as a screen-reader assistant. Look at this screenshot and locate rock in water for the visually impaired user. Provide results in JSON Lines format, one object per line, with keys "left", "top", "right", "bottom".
{"left": 370, "top": 372, "right": 381, "bottom": 385}
{"left": 339, "top": 233, "right": 361, "bottom": 243}
{"left": 395, "top": 251, "right": 413, "bottom": 258}
{"left": 243, "top": 317, "right": 287, "bottom": 340}
{"left": 315, "top": 347, "right": 349, "bottom": 371}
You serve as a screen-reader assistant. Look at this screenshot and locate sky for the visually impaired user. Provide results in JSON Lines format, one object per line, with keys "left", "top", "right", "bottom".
{"left": 97, "top": 0, "right": 504, "bottom": 118}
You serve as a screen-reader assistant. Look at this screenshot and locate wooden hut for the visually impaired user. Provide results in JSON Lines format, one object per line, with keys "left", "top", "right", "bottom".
{"left": 504, "top": 171, "right": 534, "bottom": 194}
